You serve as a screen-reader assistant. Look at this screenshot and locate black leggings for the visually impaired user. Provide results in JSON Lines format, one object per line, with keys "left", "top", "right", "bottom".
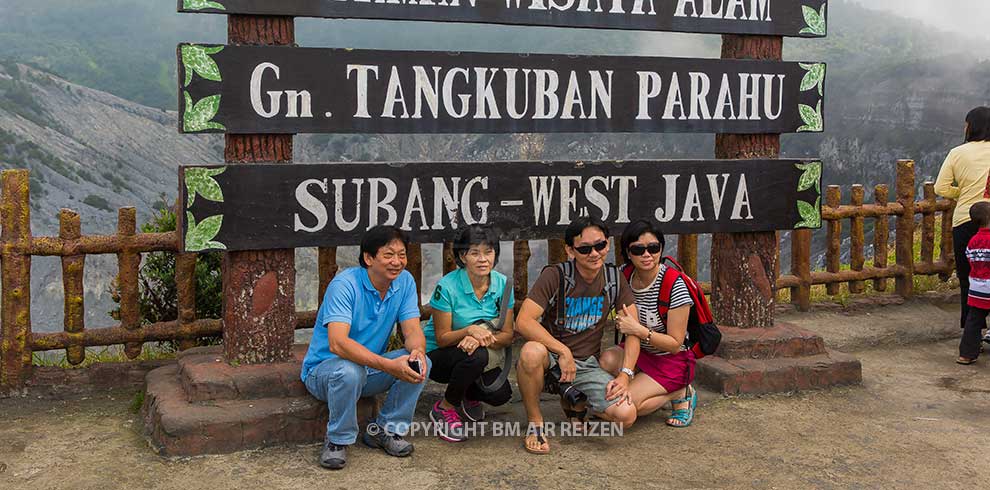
{"left": 427, "top": 346, "right": 512, "bottom": 407}
{"left": 954, "top": 221, "right": 980, "bottom": 329}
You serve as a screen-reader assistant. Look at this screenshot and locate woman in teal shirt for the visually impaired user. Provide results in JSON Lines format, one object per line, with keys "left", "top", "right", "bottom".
{"left": 424, "top": 225, "right": 515, "bottom": 443}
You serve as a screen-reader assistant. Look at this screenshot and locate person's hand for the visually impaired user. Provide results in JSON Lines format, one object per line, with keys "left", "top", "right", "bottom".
{"left": 384, "top": 355, "right": 422, "bottom": 384}
{"left": 408, "top": 348, "right": 428, "bottom": 383}
{"left": 467, "top": 325, "right": 497, "bottom": 346}
{"left": 457, "top": 336, "right": 480, "bottom": 355}
{"left": 557, "top": 351, "right": 577, "bottom": 384}
{"left": 616, "top": 304, "right": 648, "bottom": 339}
{"left": 605, "top": 373, "right": 632, "bottom": 404}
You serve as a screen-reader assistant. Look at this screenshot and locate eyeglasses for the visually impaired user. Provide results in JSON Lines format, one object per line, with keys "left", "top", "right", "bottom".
{"left": 628, "top": 243, "right": 662, "bottom": 256}
{"left": 573, "top": 240, "right": 608, "bottom": 255}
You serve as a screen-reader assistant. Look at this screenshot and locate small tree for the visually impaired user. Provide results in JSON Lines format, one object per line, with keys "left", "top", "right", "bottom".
{"left": 110, "top": 196, "right": 222, "bottom": 350}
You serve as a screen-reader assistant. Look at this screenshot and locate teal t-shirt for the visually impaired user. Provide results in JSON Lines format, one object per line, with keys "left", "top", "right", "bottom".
{"left": 423, "top": 268, "right": 514, "bottom": 353}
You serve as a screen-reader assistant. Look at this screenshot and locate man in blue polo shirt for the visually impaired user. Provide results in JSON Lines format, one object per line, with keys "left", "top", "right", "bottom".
{"left": 301, "top": 225, "right": 430, "bottom": 470}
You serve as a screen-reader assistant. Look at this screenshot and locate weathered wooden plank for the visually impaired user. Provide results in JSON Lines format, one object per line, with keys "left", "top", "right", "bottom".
{"left": 179, "top": 159, "right": 823, "bottom": 252}
{"left": 177, "top": 0, "right": 829, "bottom": 38}
{"left": 177, "top": 45, "right": 826, "bottom": 135}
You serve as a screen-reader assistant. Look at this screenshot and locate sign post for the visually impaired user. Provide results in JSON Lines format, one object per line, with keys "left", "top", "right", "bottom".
{"left": 220, "top": 15, "right": 296, "bottom": 365}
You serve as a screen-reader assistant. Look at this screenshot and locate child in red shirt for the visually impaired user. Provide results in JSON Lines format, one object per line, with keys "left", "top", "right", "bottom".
{"left": 958, "top": 201, "right": 990, "bottom": 364}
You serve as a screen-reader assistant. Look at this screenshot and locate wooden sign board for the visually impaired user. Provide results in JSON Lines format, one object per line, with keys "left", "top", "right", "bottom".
{"left": 179, "top": 159, "right": 823, "bottom": 252}
{"left": 178, "top": 45, "right": 826, "bottom": 135}
{"left": 178, "top": 0, "right": 828, "bottom": 38}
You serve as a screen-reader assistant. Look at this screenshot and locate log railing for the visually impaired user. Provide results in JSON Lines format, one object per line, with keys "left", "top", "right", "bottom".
{"left": 0, "top": 159, "right": 955, "bottom": 393}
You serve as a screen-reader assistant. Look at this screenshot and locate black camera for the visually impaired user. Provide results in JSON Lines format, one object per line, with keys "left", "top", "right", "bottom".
{"left": 547, "top": 364, "right": 587, "bottom": 407}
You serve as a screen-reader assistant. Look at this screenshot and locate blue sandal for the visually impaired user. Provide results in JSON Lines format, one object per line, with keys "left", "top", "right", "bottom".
{"left": 666, "top": 385, "right": 697, "bottom": 428}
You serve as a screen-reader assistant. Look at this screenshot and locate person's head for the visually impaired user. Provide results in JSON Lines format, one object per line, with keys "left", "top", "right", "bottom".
{"left": 564, "top": 217, "right": 610, "bottom": 272}
{"left": 620, "top": 220, "right": 666, "bottom": 272}
{"left": 360, "top": 225, "right": 409, "bottom": 282}
{"left": 965, "top": 107, "right": 990, "bottom": 142}
{"left": 971, "top": 202, "right": 990, "bottom": 229}
{"left": 453, "top": 225, "right": 500, "bottom": 277}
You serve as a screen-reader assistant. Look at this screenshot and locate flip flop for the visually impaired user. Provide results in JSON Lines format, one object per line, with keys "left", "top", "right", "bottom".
{"left": 956, "top": 357, "right": 977, "bottom": 365}
{"left": 523, "top": 426, "right": 550, "bottom": 455}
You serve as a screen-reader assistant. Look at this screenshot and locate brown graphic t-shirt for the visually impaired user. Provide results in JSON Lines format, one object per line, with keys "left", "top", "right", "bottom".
{"left": 527, "top": 264, "right": 635, "bottom": 360}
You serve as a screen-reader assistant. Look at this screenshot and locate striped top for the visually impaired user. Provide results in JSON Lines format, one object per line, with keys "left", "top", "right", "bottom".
{"left": 966, "top": 228, "right": 990, "bottom": 309}
{"left": 630, "top": 264, "right": 694, "bottom": 356}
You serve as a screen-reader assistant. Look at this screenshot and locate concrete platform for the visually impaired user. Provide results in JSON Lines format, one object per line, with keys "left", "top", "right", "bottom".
{"left": 142, "top": 345, "right": 378, "bottom": 456}
{"left": 695, "top": 324, "right": 863, "bottom": 395}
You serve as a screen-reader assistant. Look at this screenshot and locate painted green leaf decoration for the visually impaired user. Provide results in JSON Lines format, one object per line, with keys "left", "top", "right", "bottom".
{"left": 183, "top": 0, "right": 226, "bottom": 11}
{"left": 183, "top": 91, "right": 225, "bottom": 133}
{"left": 181, "top": 45, "right": 223, "bottom": 87}
{"left": 799, "top": 63, "right": 825, "bottom": 96}
{"left": 799, "top": 3, "right": 827, "bottom": 36}
{"left": 185, "top": 166, "right": 226, "bottom": 207}
{"left": 796, "top": 162, "right": 822, "bottom": 193}
{"left": 795, "top": 197, "right": 822, "bottom": 229}
{"left": 797, "top": 100, "right": 823, "bottom": 132}
{"left": 186, "top": 212, "right": 226, "bottom": 252}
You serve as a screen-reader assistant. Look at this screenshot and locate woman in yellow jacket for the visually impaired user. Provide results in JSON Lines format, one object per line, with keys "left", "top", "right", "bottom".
{"left": 935, "top": 107, "right": 990, "bottom": 331}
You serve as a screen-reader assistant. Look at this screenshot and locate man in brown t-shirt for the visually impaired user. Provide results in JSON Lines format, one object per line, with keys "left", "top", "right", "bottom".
{"left": 516, "top": 217, "right": 641, "bottom": 454}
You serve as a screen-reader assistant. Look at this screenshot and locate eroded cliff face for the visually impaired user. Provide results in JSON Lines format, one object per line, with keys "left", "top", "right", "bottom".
{"left": 0, "top": 62, "right": 222, "bottom": 331}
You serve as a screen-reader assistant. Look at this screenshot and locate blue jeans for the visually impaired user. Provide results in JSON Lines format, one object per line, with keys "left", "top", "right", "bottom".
{"left": 303, "top": 349, "right": 431, "bottom": 445}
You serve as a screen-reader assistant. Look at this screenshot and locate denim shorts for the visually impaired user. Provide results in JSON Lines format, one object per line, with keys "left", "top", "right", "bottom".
{"left": 547, "top": 353, "right": 621, "bottom": 414}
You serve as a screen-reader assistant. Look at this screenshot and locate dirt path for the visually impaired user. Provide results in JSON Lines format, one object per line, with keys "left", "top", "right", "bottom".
{"left": 2, "top": 301, "right": 988, "bottom": 489}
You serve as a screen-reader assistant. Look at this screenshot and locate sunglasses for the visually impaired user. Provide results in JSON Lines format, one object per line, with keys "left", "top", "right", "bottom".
{"left": 573, "top": 240, "right": 608, "bottom": 255}
{"left": 628, "top": 243, "right": 662, "bottom": 256}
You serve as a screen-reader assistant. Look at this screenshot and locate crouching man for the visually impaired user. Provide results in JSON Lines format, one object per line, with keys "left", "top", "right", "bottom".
{"left": 516, "top": 217, "right": 641, "bottom": 454}
{"left": 301, "top": 226, "right": 430, "bottom": 470}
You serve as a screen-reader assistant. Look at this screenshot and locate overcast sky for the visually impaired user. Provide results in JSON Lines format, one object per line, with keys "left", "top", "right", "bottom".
{"left": 848, "top": 0, "right": 990, "bottom": 40}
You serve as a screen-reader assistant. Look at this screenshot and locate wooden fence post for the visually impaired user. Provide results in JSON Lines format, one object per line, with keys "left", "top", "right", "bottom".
{"left": 548, "top": 238, "right": 567, "bottom": 265}
{"left": 790, "top": 229, "right": 812, "bottom": 310}
{"left": 513, "top": 240, "right": 531, "bottom": 307}
{"left": 873, "top": 184, "right": 890, "bottom": 292}
{"left": 677, "top": 234, "right": 699, "bottom": 280}
{"left": 317, "top": 247, "right": 338, "bottom": 309}
{"left": 825, "top": 185, "right": 842, "bottom": 296}
{"left": 1, "top": 169, "right": 32, "bottom": 394}
{"left": 849, "top": 185, "right": 866, "bottom": 294}
{"left": 175, "top": 250, "right": 198, "bottom": 352}
{"left": 895, "top": 160, "right": 916, "bottom": 298}
{"left": 118, "top": 207, "right": 142, "bottom": 359}
{"left": 60, "top": 209, "right": 85, "bottom": 365}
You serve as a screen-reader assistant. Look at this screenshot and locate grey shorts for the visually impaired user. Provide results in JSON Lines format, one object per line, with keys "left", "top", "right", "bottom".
{"left": 546, "top": 353, "right": 621, "bottom": 415}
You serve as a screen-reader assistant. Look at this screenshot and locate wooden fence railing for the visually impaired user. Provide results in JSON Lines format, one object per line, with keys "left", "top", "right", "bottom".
{"left": 0, "top": 159, "right": 954, "bottom": 392}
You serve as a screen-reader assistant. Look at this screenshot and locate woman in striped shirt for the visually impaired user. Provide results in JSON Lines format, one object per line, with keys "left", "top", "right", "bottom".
{"left": 600, "top": 219, "right": 698, "bottom": 427}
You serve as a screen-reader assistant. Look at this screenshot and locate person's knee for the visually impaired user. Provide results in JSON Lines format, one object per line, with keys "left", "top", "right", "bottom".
{"left": 598, "top": 348, "right": 623, "bottom": 376}
{"left": 462, "top": 348, "right": 488, "bottom": 369}
{"left": 327, "top": 359, "right": 366, "bottom": 393}
{"left": 607, "top": 403, "right": 638, "bottom": 428}
{"left": 519, "top": 342, "right": 548, "bottom": 373}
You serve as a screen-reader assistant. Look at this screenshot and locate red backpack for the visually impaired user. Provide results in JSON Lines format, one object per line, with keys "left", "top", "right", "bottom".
{"left": 620, "top": 257, "right": 721, "bottom": 359}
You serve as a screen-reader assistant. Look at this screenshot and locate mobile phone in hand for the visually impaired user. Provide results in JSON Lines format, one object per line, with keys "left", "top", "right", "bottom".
{"left": 407, "top": 358, "right": 421, "bottom": 375}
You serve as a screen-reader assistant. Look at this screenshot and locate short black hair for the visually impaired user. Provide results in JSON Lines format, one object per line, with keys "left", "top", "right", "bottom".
{"left": 359, "top": 225, "right": 409, "bottom": 268}
{"left": 965, "top": 107, "right": 990, "bottom": 142}
{"left": 564, "top": 216, "right": 609, "bottom": 247}
{"left": 453, "top": 225, "right": 501, "bottom": 268}
{"left": 971, "top": 202, "right": 990, "bottom": 228}
{"left": 619, "top": 219, "right": 667, "bottom": 263}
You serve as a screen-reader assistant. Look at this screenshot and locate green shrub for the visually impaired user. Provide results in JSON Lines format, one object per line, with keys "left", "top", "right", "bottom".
{"left": 109, "top": 198, "right": 223, "bottom": 351}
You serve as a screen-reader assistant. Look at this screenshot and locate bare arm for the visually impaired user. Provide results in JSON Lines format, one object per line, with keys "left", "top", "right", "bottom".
{"left": 399, "top": 317, "right": 428, "bottom": 382}
{"left": 433, "top": 311, "right": 496, "bottom": 348}
{"left": 490, "top": 311, "right": 515, "bottom": 349}
{"left": 617, "top": 305, "right": 690, "bottom": 355}
{"left": 515, "top": 298, "right": 571, "bottom": 357}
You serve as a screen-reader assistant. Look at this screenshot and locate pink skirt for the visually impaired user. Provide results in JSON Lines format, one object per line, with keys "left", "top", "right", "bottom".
{"left": 636, "top": 349, "right": 696, "bottom": 393}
